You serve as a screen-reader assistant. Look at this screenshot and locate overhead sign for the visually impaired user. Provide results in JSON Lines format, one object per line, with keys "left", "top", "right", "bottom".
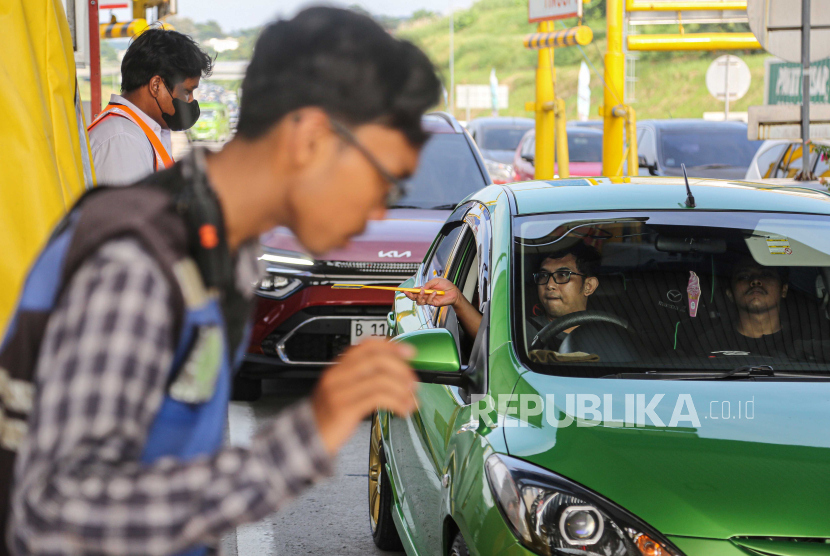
{"left": 706, "top": 55, "right": 751, "bottom": 102}
{"left": 747, "top": 0, "right": 830, "bottom": 63}
{"left": 748, "top": 104, "right": 830, "bottom": 140}
{"left": 528, "top": 0, "right": 581, "bottom": 23}
{"left": 765, "top": 57, "right": 830, "bottom": 105}
{"left": 456, "top": 85, "right": 509, "bottom": 110}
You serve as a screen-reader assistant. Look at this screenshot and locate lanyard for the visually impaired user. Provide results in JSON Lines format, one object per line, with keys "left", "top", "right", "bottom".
{"left": 89, "top": 104, "right": 174, "bottom": 170}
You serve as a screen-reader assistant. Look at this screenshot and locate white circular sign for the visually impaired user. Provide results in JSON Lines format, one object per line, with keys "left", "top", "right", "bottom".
{"left": 747, "top": 0, "right": 830, "bottom": 63}
{"left": 706, "top": 55, "right": 751, "bottom": 103}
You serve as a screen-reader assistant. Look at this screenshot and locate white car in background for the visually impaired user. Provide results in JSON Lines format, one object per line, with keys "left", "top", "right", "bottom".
{"left": 745, "top": 139, "right": 830, "bottom": 190}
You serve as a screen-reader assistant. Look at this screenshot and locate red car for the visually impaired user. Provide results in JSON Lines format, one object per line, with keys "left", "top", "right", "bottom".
{"left": 512, "top": 126, "right": 603, "bottom": 181}
{"left": 236, "top": 112, "right": 491, "bottom": 399}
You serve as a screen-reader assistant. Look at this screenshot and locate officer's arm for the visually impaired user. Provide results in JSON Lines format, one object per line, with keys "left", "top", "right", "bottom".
{"left": 10, "top": 239, "right": 332, "bottom": 555}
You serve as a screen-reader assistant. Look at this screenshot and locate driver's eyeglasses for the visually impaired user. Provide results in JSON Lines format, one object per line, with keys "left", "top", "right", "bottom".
{"left": 330, "top": 120, "right": 408, "bottom": 207}
{"left": 533, "top": 270, "right": 585, "bottom": 285}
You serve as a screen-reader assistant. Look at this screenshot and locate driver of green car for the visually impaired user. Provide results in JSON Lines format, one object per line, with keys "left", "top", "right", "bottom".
{"left": 406, "top": 243, "right": 600, "bottom": 351}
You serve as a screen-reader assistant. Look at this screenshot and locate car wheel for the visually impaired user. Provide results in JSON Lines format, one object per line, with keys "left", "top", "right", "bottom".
{"left": 369, "top": 412, "right": 403, "bottom": 551}
{"left": 449, "top": 531, "right": 470, "bottom": 556}
{"left": 231, "top": 375, "right": 261, "bottom": 402}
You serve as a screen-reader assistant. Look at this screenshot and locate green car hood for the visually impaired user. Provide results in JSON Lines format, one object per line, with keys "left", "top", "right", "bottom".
{"left": 503, "top": 373, "right": 830, "bottom": 540}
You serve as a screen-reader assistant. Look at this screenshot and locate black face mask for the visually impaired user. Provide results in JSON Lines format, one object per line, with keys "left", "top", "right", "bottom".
{"left": 155, "top": 82, "right": 200, "bottom": 131}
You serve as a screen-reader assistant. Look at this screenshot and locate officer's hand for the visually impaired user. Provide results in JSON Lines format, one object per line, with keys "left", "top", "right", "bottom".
{"left": 403, "top": 277, "right": 459, "bottom": 308}
{"left": 311, "top": 338, "right": 418, "bottom": 456}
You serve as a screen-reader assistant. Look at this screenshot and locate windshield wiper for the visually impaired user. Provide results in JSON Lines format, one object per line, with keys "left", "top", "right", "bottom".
{"left": 602, "top": 366, "right": 830, "bottom": 381}
{"left": 387, "top": 204, "right": 425, "bottom": 209}
{"left": 430, "top": 204, "right": 458, "bottom": 210}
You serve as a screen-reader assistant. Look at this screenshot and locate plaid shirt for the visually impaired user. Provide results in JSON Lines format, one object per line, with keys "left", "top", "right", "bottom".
{"left": 9, "top": 237, "right": 332, "bottom": 555}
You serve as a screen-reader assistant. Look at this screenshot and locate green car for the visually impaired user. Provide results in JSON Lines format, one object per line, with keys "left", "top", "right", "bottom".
{"left": 370, "top": 177, "right": 830, "bottom": 556}
{"left": 187, "top": 102, "right": 230, "bottom": 142}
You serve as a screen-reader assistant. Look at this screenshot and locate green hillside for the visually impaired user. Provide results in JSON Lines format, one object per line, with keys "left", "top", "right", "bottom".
{"left": 396, "top": 0, "right": 768, "bottom": 121}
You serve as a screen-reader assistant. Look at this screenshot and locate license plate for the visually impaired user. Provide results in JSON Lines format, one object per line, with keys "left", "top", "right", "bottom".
{"left": 351, "top": 319, "right": 388, "bottom": 345}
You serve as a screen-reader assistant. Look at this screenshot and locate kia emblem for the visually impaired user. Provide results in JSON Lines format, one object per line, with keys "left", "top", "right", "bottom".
{"left": 379, "top": 250, "right": 411, "bottom": 258}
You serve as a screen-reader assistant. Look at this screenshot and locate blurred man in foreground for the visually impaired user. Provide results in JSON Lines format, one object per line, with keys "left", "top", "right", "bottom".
{"left": 1, "top": 8, "right": 440, "bottom": 556}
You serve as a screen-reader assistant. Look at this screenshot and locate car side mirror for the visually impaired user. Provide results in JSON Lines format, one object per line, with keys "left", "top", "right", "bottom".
{"left": 639, "top": 155, "right": 658, "bottom": 175}
{"left": 392, "top": 328, "right": 465, "bottom": 386}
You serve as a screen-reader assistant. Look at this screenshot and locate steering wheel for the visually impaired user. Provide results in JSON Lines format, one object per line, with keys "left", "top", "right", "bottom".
{"left": 530, "top": 310, "right": 630, "bottom": 351}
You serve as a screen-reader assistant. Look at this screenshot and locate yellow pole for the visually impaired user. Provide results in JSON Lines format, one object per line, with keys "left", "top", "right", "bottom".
{"left": 603, "top": 0, "right": 625, "bottom": 176}
{"left": 627, "top": 106, "right": 638, "bottom": 176}
{"left": 534, "top": 21, "right": 556, "bottom": 180}
{"left": 555, "top": 98, "right": 570, "bottom": 178}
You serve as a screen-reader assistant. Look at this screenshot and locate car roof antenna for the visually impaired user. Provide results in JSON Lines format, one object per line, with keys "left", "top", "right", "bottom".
{"left": 682, "top": 163, "right": 695, "bottom": 208}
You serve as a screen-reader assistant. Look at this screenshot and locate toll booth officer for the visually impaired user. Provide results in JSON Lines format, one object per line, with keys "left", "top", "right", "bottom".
{"left": 88, "top": 27, "right": 211, "bottom": 186}
{"left": 2, "top": 8, "right": 441, "bottom": 556}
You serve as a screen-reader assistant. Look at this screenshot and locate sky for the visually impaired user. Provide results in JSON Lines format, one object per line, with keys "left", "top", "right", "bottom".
{"left": 103, "top": 0, "right": 476, "bottom": 32}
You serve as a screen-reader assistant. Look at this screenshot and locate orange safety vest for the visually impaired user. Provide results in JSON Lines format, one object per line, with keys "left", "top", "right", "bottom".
{"left": 87, "top": 103, "right": 174, "bottom": 171}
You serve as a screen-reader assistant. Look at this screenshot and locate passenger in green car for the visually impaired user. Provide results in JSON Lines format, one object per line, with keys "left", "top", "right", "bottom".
{"left": 407, "top": 243, "right": 600, "bottom": 351}
{"left": 702, "top": 257, "right": 798, "bottom": 359}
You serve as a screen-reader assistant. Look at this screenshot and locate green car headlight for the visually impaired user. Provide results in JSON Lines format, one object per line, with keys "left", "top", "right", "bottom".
{"left": 485, "top": 454, "right": 685, "bottom": 556}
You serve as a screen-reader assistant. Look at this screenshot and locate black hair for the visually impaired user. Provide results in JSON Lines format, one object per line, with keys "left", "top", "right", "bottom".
{"left": 121, "top": 26, "right": 213, "bottom": 93}
{"left": 729, "top": 256, "right": 790, "bottom": 284}
{"left": 540, "top": 243, "right": 601, "bottom": 278}
{"left": 236, "top": 7, "right": 442, "bottom": 146}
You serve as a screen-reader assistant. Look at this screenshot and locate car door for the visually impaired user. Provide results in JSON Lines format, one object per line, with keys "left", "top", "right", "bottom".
{"left": 389, "top": 204, "right": 492, "bottom": 555}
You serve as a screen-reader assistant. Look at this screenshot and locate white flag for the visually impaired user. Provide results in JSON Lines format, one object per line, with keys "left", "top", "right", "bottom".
{"left": 489, "top": 68, "right": 499, "bottom": 116}
{"left": 577, "top": 61, "right": 591, "bottom": 122}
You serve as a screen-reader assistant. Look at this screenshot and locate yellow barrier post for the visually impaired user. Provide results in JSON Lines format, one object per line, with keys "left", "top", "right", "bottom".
{"left": 602, "top": 0, "right": 625, "bottom": 177}
{"left": 534, "top": 21, "right": 556, "bottom": 180}
{"left": 524, "top": 24, "right": 592, "bottom": 179}
{"left": 627, "top": 33, "right": 760, "bottom": 51}
{"left": 626, "top": 106, "right": 638, "bottom": 177}
{"left": 554, "top": 98, "right": 570, "bottom": 178}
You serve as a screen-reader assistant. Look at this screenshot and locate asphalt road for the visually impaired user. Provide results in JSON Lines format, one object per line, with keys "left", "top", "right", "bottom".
{"left": 222, "top": 378, "right": 406, "bottom": 556}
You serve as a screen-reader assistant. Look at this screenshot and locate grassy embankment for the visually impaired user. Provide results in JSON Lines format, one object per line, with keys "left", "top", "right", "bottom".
{"left": 396, "top": 0, "right": 768, "bottom": 122}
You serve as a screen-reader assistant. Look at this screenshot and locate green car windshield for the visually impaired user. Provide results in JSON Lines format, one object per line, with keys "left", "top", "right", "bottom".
{"left": 513, "top": 211, "right": 830, "bottom": 375}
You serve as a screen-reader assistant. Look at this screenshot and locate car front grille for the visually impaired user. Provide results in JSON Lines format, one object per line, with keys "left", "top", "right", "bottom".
{"left": 261, "top": 306, "right": 390, "bottom": 364}
{"left": 320, "top": 261, "right": 419, "bottom": 275}
{"left": 283, "top": 332, "right": 351, "bottom": 363}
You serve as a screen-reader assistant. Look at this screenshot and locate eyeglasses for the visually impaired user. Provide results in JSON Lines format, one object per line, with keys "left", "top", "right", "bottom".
{"left": 533, "top": 269, "right": 585, "bottom": 285}
{"left": 330, "top": 119, "right": 408, "bottom": 207}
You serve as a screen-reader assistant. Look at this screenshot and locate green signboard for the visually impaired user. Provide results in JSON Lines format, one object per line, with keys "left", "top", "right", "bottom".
{"left": 765, "top": 57, "right": 830, "bottom": 105}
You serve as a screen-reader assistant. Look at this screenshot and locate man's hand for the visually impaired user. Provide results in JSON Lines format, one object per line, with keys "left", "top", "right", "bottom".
{"left": 404, "top": 277, "right": 459, "bottom": 307}
{"left": 311, "top": 339, "right": 419, "bottom": 456}
{"left": 403, "top": 277, "right": 483, "bottom": 342}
